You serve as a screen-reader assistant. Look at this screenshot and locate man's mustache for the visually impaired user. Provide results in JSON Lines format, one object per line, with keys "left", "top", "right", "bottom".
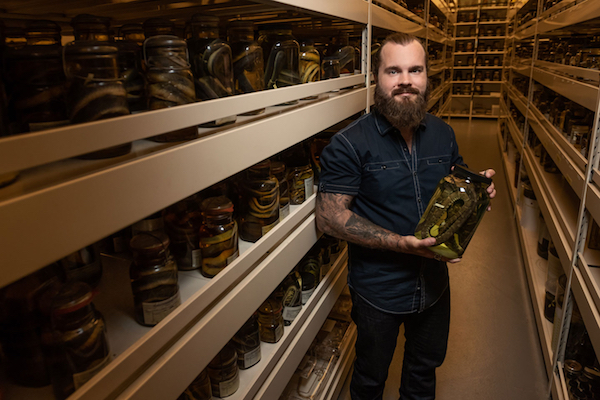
{"left": 391, "top": 86, "right": 420, "bottom": 96}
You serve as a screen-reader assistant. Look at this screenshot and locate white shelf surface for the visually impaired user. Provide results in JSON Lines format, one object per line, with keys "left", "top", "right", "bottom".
{"left": 537, "top": 0, "right": 600, "bottom": 33}
{"left": 534, "top": 60, "right": 600, "bottom": 86}
{"left": 577, "top": 252, "right": 600, "bottom": 329}
{"left": 570, "top": 265, "right": 600, "bottom": 361}
{"left": 371, "top": 4, "right": 427, "bottom": 39}
{"left": 532, "top": 67, "right": 598, "bottom": 112}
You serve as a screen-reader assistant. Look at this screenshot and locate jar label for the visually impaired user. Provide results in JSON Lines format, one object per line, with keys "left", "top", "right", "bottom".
{"left": 192, "top": 249, "right": 202, "bottom": 269}
{"left": 142, "top": 291, "right": 181, "bottom": 325}
{"left": 302, "top": 287, "right": 315, "bottom": 305}
{"left": 73, "top": 353, "right": 112, "bottom": 390}
{"left": 304, "top": 176, "right": 314, "bottom": 199}
{"left": 227, "top": 250, "right": 239, "bottom": 265}
{"left": 242, "top": 346, "right": 261, "bottom": 369}
{"left": 217, "top": 369, "right": 240, "bottom": 397}
{"left": 283, "top": 305, "right": 302, "bottom": 322}
{"left": 261, "top": 220, "right": 278, "bottom": 236}
{"left": 280, "top": 204, "right": 290, "bottom": 221}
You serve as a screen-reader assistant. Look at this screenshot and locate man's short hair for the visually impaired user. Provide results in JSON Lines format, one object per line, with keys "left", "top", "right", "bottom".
{"left": 372, "top": 32, "right": 428, "bottom": 77}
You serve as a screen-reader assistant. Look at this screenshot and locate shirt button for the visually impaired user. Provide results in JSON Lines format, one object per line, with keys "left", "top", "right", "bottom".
{"left": 418, "top": 198, "right": 422, "bottom": 202}
{"left": 413, "top": 171, "right": 417, "bottom": 176}
{"left": 382, "top": 165, "right": 387, "bottom": 169}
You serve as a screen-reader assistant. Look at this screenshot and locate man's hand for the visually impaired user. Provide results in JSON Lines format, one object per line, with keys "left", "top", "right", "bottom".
{"left": 399, "top": 236, "right": 461, "bottom": 263}
{"left": 480, "top": 168, "right": 496, "bottom": 211}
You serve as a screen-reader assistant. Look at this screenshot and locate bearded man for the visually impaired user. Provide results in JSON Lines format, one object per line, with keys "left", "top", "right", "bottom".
{"left": 315, "top": 32, "right": 496, "bottom": 400}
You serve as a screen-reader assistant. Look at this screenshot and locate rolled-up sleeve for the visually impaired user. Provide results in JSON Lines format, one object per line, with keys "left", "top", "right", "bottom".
{"left": 318, "top": 132, "right": 362, "bottom": 196}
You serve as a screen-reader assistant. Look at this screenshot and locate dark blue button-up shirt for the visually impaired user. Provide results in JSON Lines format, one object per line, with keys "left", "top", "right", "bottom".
{"left": 318, "top": 110, "right": 465, "bottom": 314}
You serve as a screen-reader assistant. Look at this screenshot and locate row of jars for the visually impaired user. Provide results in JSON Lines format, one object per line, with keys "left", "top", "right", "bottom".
{"left": 455, "top": 55, "right": 503, "bottom": 67}
{"left": 177, "top": 234, "right": 345, "bottom": 399}
{"left": 0, "top": 15, "right": 359, "bottom": 149}
{"left": 537, "top": 35, "right": 600, "bottom": 71}
{"left": 457, "top": 10, "right": 506, "bottom": 23}
{"left": 456, "top": 41, "right": 504, "bottom": 52}
{"left": 457, "top": 26, "right": 505, "bottom": 37}
{"left": 454, "top": 69, "right": 502, "bottom": 81}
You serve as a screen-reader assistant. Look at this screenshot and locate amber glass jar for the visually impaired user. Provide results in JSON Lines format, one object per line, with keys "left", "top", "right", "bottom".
{"left": 129, "top": 231, "right": 181, "bottom": 326}
{"left": 289, "top": 164, "right": 315, "bottom": 205}
{"left": 276, "top": 269, "right": 302, "bottom": 326}
{"left": 60, "top": 243, "right": 103, "bottom": 289}
{"left": 258, "top": 296, "right": 284, "bottom": 343}
{"left": 117, "top": 24, "right": 146, "bottom": 112}
{"left": 199, "top": 196, "right": 239, "bottom": 278}
{"left": 208, "top": 344, "right": 240, "bottom": 397}
{"left": 271, "top": 161, "right": 290, "bottom": 220}
{"left": 179, "top": 368, "right": 212, "bottom": 400}
{"left": 232, "top": 311, "right": 261, "bottom": 369}
{"left": 43, "top": 282, "right": 111, "bottom": 400}
{"left": 299, "top": 247, "right": 321, "bottom": 290}
{"left": 240, "top": 160, "right": 280, "bottom": 242}
{"left": 300, "top": 39, "right": 320, "bottom": 83}
{"left": 164, "top": 201, "right": 203, "bottom": 271}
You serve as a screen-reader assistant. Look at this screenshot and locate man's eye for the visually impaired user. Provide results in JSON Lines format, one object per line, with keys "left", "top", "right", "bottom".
{"left": 389, "top": 70, "right": 397, "bottom": 75}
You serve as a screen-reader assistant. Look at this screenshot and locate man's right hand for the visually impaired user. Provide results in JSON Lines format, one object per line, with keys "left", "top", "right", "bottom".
{"left": 398, "top": 236, "right": 461, "bottom": 263}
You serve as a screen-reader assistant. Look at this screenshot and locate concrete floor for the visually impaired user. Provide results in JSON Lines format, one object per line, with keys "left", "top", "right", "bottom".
{"left": 338, "top": 118, "right": 548, "bottom": 400}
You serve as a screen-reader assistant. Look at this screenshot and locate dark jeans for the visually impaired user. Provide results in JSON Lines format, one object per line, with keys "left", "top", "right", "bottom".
{"left": 349, "top": 287, "right": 451, "bottom": 400}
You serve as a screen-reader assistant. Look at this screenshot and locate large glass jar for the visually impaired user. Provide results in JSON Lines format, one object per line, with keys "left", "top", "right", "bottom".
{"left": 129, "top": 231, "right": 181, "bottom": 326}
{"left": 207, "top": 344, "right": 240, "bottom": 398}
{"left": 232, "top": 311, "right": 261, "bottom": 369}
{"left": 43, "top": 282, "right": 111, "bottom": 400}
{"left": 143, "top": 18, "right": 176, "bottom": 38}
{"left": 188, "top": 15, "right": 236, "bottom": 126}
{"left": 228, "top": 21, "right": 265, "bottom": 115}
{"left": 64, "top": 42, "right": 131, "bottom": 158}
{"left": 289, "top": 164, "right": 315, "bottom": 205}
{"left": 163, "top": 201, "right": 203, "bottom": 271}
{"left": 199, "top": 196, "right": 239, "bottom": 278}
{"left": 415, "top": 165, "right": 492, "bottom": 259}
{"left": 331, "top": 34, "right": 356, "bottom": 76}
{"left": 144, "top": 35, "right": 197, "bottom": 141}
{"left": 258, "top": 296, "right": 284, "bottom": 343}
{"left": 179, "top": 368, "right": 212, "bottom": 400}
{"left": 5, "top": 20, "right": 67, "bottom": 134}
{"left": 117, "top": 24, "right": 146, "bottom": 112}
{"left": 258, "top": 24, "right": 300, "bottom": 99}
{"left": 0, "top": 264, "right": 61, "bottom": 387}
{"left": 271, "top": 161, "right": 290, "bottom": 221}
{"left": 71, "top": 14, "right": 111, "bottom": 42}
{"left": 240, "top": 160, "right": 280, "bottom": 242}
{"left": 300, "top": 39, "right": 320, "bottom": 83}
{"left": 276, "top": 269, "right": 302, "bottom": 326}
{"left": 322, "top": 56, "right": 341, "bottom": 80}
{"left": 59, "top": 243, "right": 103, "bottom": 289}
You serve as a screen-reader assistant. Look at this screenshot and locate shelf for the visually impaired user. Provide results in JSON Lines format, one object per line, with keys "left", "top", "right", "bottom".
{"left": 473, "top": 94, "right": 501, "bottom": 98}
{"left": 497, "top": 129, "right": 517, "bottom": 209}
{"left": 455, "top": 36, "right": 477, "bottom": 40}
{"left": 475, "top": 66, "right": 504, "bottom": 69}
{"left": 553, "top": 364, "right": 568, "bottom": 400}
{"left": 0, "top": 88, "right": 367, "bottom": 288}
{"left": 428, "top": 82, "right": 451, "bottom": 110}
{"left": 505, "top": 103, "right": 524, "bottom": 146}
{"left": 571, "top": 265, "right": 600, "bottom": 360}
{"left": 534, "top": 60, "right": 600, "bottom": 86}
{"left": 455, "top": 21, "right": 478, "bottom": 26}
{"left": 532, "top": 67, "right": 598, "bottom": 112}
{"left": 474, "top": 81, "right": 502, "bottom": 84}
{"left": 586, "top": 180, "right": 600, "bottom": 240}
{"left": 478, "top": 36, "right": 507, "bottom": 39}
{"left": 453, "top": 66, "right": 476, "bottom": 69}
{"left": 479, "top": 20, "right": 510, "bottom": 24}
{"left": 577, "top": 252, "right": 600, "bottom": 328}
{"left": 470, "top": 113, "right": 499, "bottom": 118}
{"left": 454, "top": 51, "right": 476, "bottom": 55}
{"left": 371, "top": 3, "right": 427, "bottom": 39}
{"left": 372, "top": 0, "right": 427, "bottom": 26}
{"left": 537, "top": 0, "right": 600, "bottom": 34}
{"left": 515, "top": 19, "right": 538, "bottom": 39}
{"left": 476, "top": 51, "right": 504, "bottom": 55}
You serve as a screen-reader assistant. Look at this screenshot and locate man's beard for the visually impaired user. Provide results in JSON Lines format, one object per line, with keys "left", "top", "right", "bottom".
{"left": 374, "top": 83, "right": 429, "bottom": 130}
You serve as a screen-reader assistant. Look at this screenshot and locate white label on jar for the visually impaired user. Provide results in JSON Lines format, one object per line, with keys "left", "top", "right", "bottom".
{"left": 192, "top": 249, "right": 202, "bottom": 269}
{"left": 280, "top": 204, "right": 290, "bottom": 221}
{"left": 261, "top": 220, "right": 278, "bottom": 236}
{"left": 302, "top": 287, "right": 316, "bottom": 305}
{"left": 304, "top": 176, "right": 315, "bottom": 199}
{"left": 73, "top": 354, "right": 112, "bottom": 390}
{"left": 227, "top": 250, "right": 239, "bottom": 265}
{"left": 546, "top": 253, "right": 562, "bottom": 295}
{"left": 217, "top": 369, "right": 239, "bottom": 397}
{"left": 242, "top": 346, "right": 261, "bottom": 369}
{"left": 283, "top": 305, "right": 302, "bottom": 322}
{"left": 142, "top": 291, "right": 181, "bottom": 325}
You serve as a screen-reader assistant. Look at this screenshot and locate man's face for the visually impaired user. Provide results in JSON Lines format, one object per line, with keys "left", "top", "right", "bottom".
{"left": 374, "top": 40, "right": 429, "bottom": 129}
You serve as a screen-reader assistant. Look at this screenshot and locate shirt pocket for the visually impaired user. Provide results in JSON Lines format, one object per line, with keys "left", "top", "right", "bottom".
{"left": 425, "top": 155, "right": 452, "bottom": 167}
{"left": 362, "top": 161, "right": 407, "bottom": 199}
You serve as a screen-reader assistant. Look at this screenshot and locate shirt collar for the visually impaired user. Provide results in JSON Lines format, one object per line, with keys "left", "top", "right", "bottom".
{"left": 373, "top": 108, "right": 428, "bottom": 136}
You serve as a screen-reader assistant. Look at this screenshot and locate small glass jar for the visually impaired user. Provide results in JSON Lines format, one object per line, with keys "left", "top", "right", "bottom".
{"left": 232, "top": 312, "right": 261, "bottom": 369}
{"left": 144, "top": 35, "right": 197, "bottom": 141}
{"left": 71, "top": 14, "right": 111, "bottom": 42}
{"left": 301, "top": 272, "right": 316, "bottom": 305}
{"left": 178, "top": 368, "right": 212, "bottom": 400}
{"left": 60, "top": 243, "right": 103, "bottom": 289}
{"left": 199, "top": 196, "right": 239, "bottom": 278}
{"left": 258, "top": 296, "right": 284, "bottom": 343}
{"left": 300, "top": 40, "right": 321, "bottom": 83}
{"left": 271, "top": 161, "right": 290, "bottom": 221}
{"left": 143, "top": 18, "right": 176, "bottom": 38}
{"left": 117, "top": 24, "right": 146, "bottom": 112}
{"left": 322, "top": 57, "right": 340, "bottom": 80}
{"left": 43, "top": 282, "right": 111, "bottom": 400}
{"left": 299, "top": 247, "right": 321, "bottom": 289}
{"left": 240, "top": 160, "right": 280, "bottom": 242}
{"left": 164, "top": 202, "right": 203, "bottom": 271}
{"left": 258, "top": 24, "right": 300, "bottom": 100}
{"left": 289, "top": 165, "right": 314, "bottom": 205}
{"left": 64, "top": 42, "right": 131, "bottom": 158}
{"left": 276, "top": 270, "right": 302, "bottom": 326}
{"left": 415, "top": 165, "right": 492, "bottom": 259}
{"left": 207, "top": 344, "right": 240, "bottom": 398}
{"left": 129, "top": 231, "right": 181, "bottom": 326}
{"left": 331, "top": 35, "right": 355, "bottom": 76}
{"left": 537, "top": 213, "right": 550, "bottom": 259}
{"left": 228, "top": 21, "right": 265, "bottom": 115}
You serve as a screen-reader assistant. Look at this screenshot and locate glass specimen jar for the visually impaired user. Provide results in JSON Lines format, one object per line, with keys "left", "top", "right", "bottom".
{"left": 163, "top": 201, "right": 203, "bottom": 271}
{"left": 286, "top": 149, "right": 315, "bottom": 205}
{"left": 178, "top": 368, "right": 212, "bottom": 400}
{"left": 414, "top": 165, "right": 492, "bottom": 259}
{"left": 258, "top": 296, "right": 284, "bottom": 343}
{"left": 207, "top": 343, "right": 239, "bottom": 397}
{"left": 129, "top": 231, "right": 181, "bottom": 326}
{"left": 132, "top": 211, "right": 165, "bottom": 236}
{"left": 240, "top": 160, "right": 280, "bottom": 242}
{"left": 322, "top": 57, "right": 341, "bottom": 80}
{"left": 544, "top": 240, "right": 562, "bottom": 322}
{"left": 300, "top": 39, "right": 321, "bottom": 83}
{"left": 232, "top": 311, "right": 261, "bottom": 369}
{"left": 258, "top": 24, "right": 300, "bottom": 102}
{"left": 276, "top": 269, "right": 302, "bottom": 326}
{"left": 43, "top": 282, "right": 111, "bottom": 400}
{"left": 59, "top": 243, "right": 103, "bottom": 288}
{"left": 537, "top": 212, "right": 550, "bottom": 259}
{"left": 520, "top": 182, "right": 539, "bottom": 233}
{"left": 228, "top": 21, "right": 265, "bottom": 115}
{"left": 143, "top": 17, "right": 176, "bottom": 38}
{"left": 271, "top": 161, "right": 290, "bottom": 221}
{"left": 0, "top": 264, "right": 61, "bottom": 387}
{"left": 63, "top": 42, "right": 131, "bottom": 158}
{"left": 198, "top": 196, "right": 239, "bottom": 278}
{"left": 117, "top": 24, "right": 146, "bottom": 112}
{"left": 144, "top": 35, "right": 197, "bottom": 141}
{"left": 188, "top": 15, "right": 236, "bottom": 126}
{"left": 4, "top": 20, "right": 67, "bottom": 134}
{"left": 301, "top": 271, "right": 316, "bottom": 305}
{"left": 299, "top": 247, "right": 321, "bottom": 288}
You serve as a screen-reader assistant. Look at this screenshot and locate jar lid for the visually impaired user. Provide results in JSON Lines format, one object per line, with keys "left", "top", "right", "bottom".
{"left": 201, "top": 196, "right": 234, "bottom": 215}
{"left": 270, "top": 161, "right": 286, "bottom": 175}
{"left": 191, "top": 14, "right": 219, "bottom": 27}
{"left": 452, "top": 164, "right": 492, "bottom": 185}
{"left": 130, "top": 231, "right": 170, "bottom": 253}
{"left": 144, "top": 34, "right": 187, "bottom": 49}
{"left": 564, "top": 359, "right": 583, "bottom": 374}
{"left": 248, "top": 159, "right": 271, "bottom": 174}
{"left": 64, "top": 41, "right": 119, "bottom": 56}
{"left": 209, "top": 343, "right": 237, "bottom": 369}
{"left": 50, "top": 282, "right": 94, "bottom": 316}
